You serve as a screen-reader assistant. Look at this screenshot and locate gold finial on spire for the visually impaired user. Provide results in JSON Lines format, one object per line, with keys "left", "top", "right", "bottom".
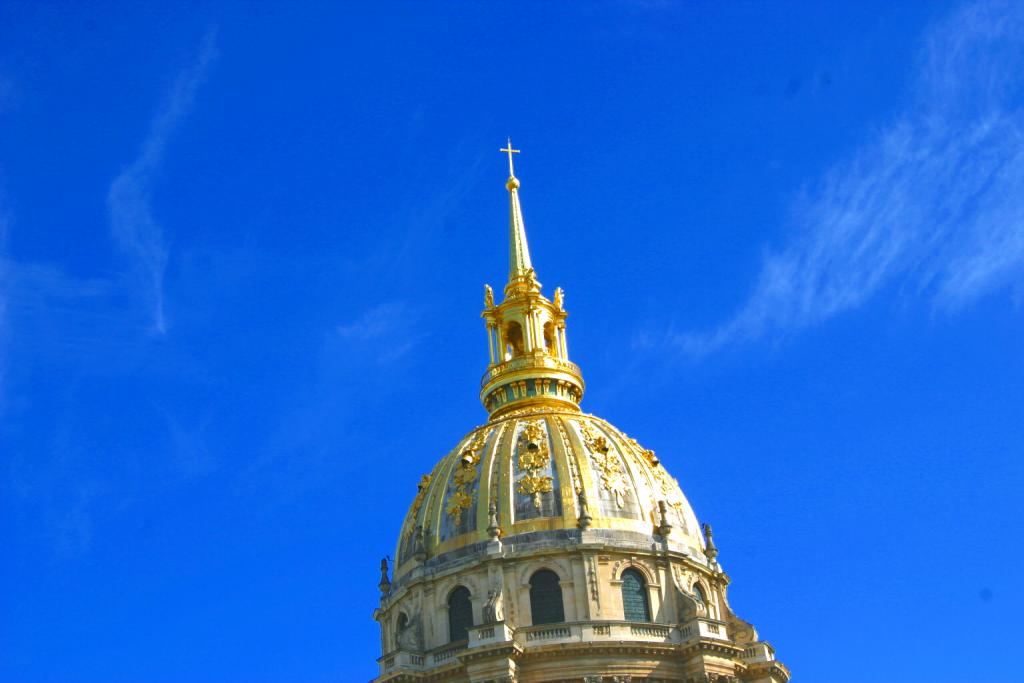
{"left": 501, "top": 138, "right": 533, "bottom": 284}
{"left": 499, "top": 137, "right": 520, "bottom": 179}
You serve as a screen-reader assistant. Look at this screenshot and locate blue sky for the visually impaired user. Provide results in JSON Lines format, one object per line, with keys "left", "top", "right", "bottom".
{"left": 1, "top": 2, "right": 1022, "bottom": 681}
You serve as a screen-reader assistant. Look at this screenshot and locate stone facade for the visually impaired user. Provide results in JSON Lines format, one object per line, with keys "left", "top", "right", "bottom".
{"left": 375, "top": 524, "right": 787, "bottom": 682}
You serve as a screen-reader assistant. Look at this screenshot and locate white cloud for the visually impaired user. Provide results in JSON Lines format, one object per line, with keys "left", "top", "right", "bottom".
{"left": 681, "top": 1, "right": 1024, "bottom": 354}
{"left": 337, "top": 302, "right": 418, "bottom": 363}
{"left": 108, "top": 30, "right": 217, "bottom": 334}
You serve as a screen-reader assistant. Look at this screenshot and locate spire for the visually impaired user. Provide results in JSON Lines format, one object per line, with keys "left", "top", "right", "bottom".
{"left": 500, "top": 138, "right": 535, "bottom": 288}
{"left": 480, "top": 142, "right": 584, "bottom": 417}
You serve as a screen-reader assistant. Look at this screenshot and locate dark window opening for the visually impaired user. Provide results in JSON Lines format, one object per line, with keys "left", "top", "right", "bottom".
{"left": 620, "top": 568, "right": 651, "bottom": 621}
{"left": 448, "top": 586, "right": 473, "bottom": 642}
{"left": 529, "top": 569, "right": 565, "bottom": 625}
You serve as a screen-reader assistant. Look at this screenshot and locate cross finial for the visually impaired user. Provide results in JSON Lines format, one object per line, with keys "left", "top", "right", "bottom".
{"left": 499, "top": 137, "right": 520, "bottom": 178}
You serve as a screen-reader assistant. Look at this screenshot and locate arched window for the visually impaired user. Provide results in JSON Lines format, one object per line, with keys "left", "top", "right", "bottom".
{"left": 620, "top": 568, "right": 651, "bottom": 621}
{"left": 693, "top": 583, "right": 706, "bottom": 605}
{"left": 447, "top": 586, "right": 473, "bottom": 642}
{"left": 504, "top": 322, "right": 524, "bottom": 359}
{"left": 529, "top": 569, "right": 565, "bottom": 625}
{"left": 543, "top": 321, "right": 556, "bottom": 355}
{"left": 393, "top": 612, "right": 408, "bottom": 650}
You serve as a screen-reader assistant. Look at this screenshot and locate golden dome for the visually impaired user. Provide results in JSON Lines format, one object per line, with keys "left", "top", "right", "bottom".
{"left": 375, "top": 143, "right": 787, "bottom": 683}
{"left": 392, "top": 139, "right": 707, "bottom": 582}
{"left": 393, "top": 406, "right": 705, "bottom": 580}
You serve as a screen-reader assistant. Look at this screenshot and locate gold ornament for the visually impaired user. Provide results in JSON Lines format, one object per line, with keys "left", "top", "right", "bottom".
{"left": 446, "top": 430, "right": 489, "bottom": 523}
{"left": 446, "top": 491, "right": 473, "bottom": 522}
{"left": 579, "top": 421, "right": 628, "bottom": 508}
{"left": 515, "top": 420, "right": 554, "bottom": 510}
{"left": 517, "top": 472, "right": 554, "bottom": 510}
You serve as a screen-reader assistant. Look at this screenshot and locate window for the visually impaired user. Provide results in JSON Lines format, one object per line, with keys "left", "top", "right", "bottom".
{"left": 529, "top": 569, "right": 565, "bottom": 625}
{"left": 395, "top": 612, "right": 408, "bottom": 635}
{"left": 447, "top": 586, "right": 473, "bottom": 642}
{"left": 693, "top": 583, "right": 706, "bottom": 604}
{"left": 543, "top": 321, "right": 556, "bottom": 355}
{"left": 620, "top": 568, "right": 651, "bottom": 621}
{"left": 504, "top": 322, "right": 524, "bottom": 359}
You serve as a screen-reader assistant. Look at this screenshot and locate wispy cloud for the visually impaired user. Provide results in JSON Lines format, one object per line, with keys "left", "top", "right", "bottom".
{"left": 336, "top": 302, "right": 418, "bottom": 363}
{"left": 108, "top": 30, "right": 217, "bottom": 334}
{"left": 680, "top": 1, "right": 1024, "bottom": 354}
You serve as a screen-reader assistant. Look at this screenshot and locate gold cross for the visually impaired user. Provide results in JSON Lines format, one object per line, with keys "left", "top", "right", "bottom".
{"left": 499, "top": 137, "right": 520, "bottom": 177}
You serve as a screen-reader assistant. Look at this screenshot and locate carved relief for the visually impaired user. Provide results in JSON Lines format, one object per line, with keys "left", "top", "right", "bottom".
{"left": 488, "top": 404, "right": 565, "bottom": 422}
{"left": 672, "top": 566, "right": 708, "bottom": 620}
{"left": 586, "top": 555, "right": 601, "bottom": 613}
{"left": 578, "top": 421, "right": 629, "bottom": 508}
{"left": 611, "top": 557, "right": 655, "bottom": 582}
{"left": 446, "top": 430, "right": 488, "bottom": 523}
{"left": 482, "top": 587, "right": 504, "bottom": 623}
{"left": 395, "top": 612, "right": 423, "bottom": 652}
{"left": 515, "top": 420, "right": 554, "bottom": 510}
{"left": 397, "top": 473, "right": 433, "bottom": 564}
{"left": 411, "top": 475, "right": 431, "bottom": 515}
{"left": 516, "top": 472, "right": 553, "bottom": 508}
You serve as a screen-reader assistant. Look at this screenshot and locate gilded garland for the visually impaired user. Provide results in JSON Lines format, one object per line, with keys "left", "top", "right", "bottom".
{"left": 446, "top": 429, "right": 488, "bottom": 523}
{"left": 515, "top": 420, "right": 553, "bottom": 510}
{"left": 577, "top": 421, "right": 629, "bottom": 508}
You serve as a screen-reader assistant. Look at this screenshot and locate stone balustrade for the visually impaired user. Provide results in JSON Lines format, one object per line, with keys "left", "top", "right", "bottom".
{"left": 740, "top": 641, "right": 776, "bottom": 663}
{"left": 377, "top": 650, "right": 426, "bottom": 676}
{"left": 379, "top": 619, "right": 734, "bottom": 678}
{"left": 677, "top": 617, "right": 730, "bottom": 642}
{"left": 468, "top": 622, "right": 515, "bottom": 647}
{"left": 516, "top": 620, "right": 684, "bottom": 646}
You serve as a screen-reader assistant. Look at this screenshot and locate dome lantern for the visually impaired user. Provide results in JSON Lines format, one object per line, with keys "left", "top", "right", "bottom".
{"left": 480, "top": 140, "right": 584, "bottom": 417}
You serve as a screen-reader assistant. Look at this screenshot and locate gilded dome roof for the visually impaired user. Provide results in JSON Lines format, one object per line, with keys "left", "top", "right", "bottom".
{"left": 393, "top": 406, "right": 705, "bottom": 580}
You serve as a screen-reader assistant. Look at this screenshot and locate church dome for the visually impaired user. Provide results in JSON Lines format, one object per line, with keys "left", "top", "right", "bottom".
{"left": 373, "top": 141, "right": 788, "bottom": 683}
{"left": 393, "top": 408, "right": 706, "bottom": 581}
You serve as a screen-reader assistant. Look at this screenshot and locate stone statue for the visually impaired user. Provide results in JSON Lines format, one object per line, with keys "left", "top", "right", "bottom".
{"left": 412, "top": 525, "right": 426, "bottom": 562}
{"left": 657, "top": 499, "right": 673, "bottom": 537}
{"left": 577, "top": 489, "right": 592, "bottom": 530}
{"left": 484, "top": 284, "right": 494, "bottom": 308}
{"left": 553, "top": 287, "right": 564, "bottom": 309}
{"left": 396, "top": 613, "right": 423, "bottom": 651}
{"left": 482, "top": 587, "right": 504, "bottom": 623}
